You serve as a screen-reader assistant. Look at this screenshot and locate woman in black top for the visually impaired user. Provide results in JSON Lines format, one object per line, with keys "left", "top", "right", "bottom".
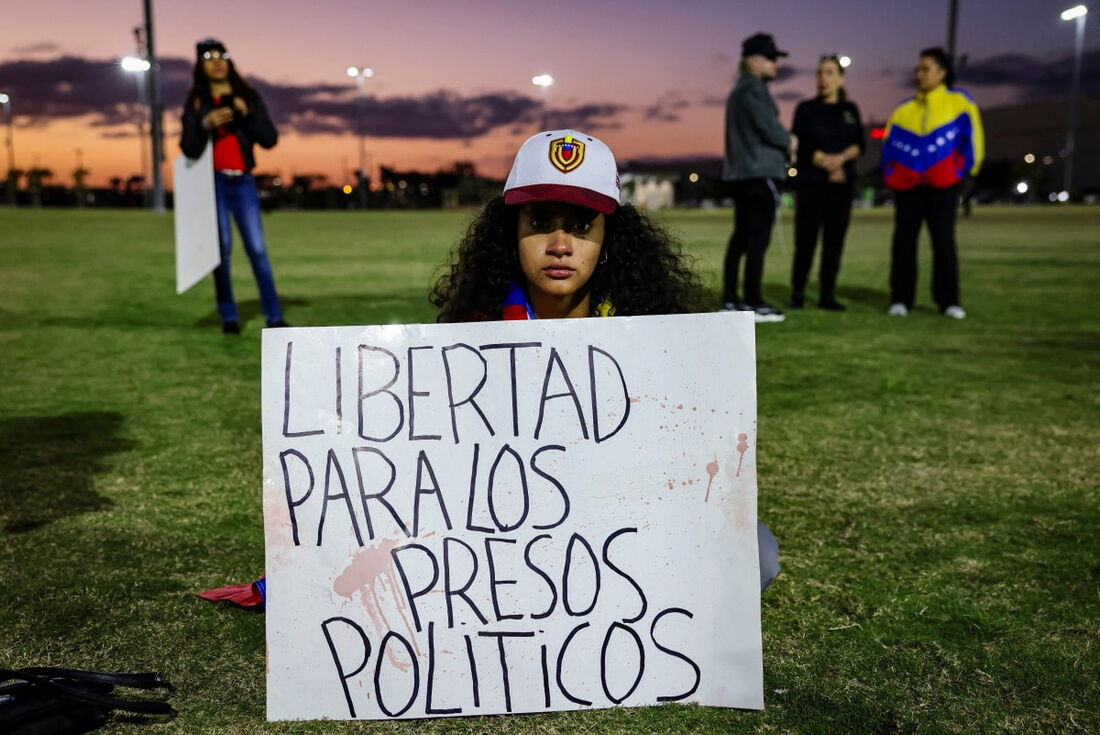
{"left": 788, "top": 55, "right": 865, "bottom": 311}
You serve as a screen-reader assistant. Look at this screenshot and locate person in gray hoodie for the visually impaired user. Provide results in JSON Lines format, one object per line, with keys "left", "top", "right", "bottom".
{"left": 722, "top": 33, "right": 797, "bottom": 322}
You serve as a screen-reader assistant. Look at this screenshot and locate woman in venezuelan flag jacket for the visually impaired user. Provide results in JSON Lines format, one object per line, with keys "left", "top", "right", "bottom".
{"left": 882, "top": 47, "right": 984, "bottom": 319}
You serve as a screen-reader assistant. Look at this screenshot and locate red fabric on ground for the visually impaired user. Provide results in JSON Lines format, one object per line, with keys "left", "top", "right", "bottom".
{"left": 196, "top": 582, "right": 263, "bottom": 608}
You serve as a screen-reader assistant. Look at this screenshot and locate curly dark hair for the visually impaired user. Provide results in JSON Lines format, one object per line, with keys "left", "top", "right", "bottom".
{"left": 430, "top": 196, "right": 707, "bottom": 322}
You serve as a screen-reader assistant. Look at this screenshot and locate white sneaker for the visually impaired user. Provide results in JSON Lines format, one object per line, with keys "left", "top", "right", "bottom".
{"left": 887, "top": 303, "right": 908, "bottom": 316}
{"left": 943, "top": 305, "right": 967, "bottom": 319}
{"left": 750, "top": 303, "right": 787, "bottom": 323}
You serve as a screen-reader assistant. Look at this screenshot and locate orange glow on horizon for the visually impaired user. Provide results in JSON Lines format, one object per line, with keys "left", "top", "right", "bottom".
{"left": 10, "top": 104, "right": 727, "bottom": 189}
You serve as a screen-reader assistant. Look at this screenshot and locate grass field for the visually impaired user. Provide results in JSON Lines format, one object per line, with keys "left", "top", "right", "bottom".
{"left": 1, "top": 205, "right": 1098, "bottom": 734}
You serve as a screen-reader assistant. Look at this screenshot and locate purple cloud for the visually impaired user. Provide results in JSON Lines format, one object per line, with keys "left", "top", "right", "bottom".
{"left": 888, "top": 51, "right": 1100, "bottom": 101}
{"left": 0, "top": 54, "right": 626, "bottom": 139}
{"left": 12, "top": 41, "right": 61, "bottom": 54}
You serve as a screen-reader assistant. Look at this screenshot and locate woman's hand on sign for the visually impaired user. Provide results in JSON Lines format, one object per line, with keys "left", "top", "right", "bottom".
{"left": 204, "top": 107, "right": 234, "bottom": 128}
{"left": 232, "top": 97, "right": 250, "bottom": 117}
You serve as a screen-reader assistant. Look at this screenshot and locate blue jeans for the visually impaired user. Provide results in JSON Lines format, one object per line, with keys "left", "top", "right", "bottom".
{"left": 213, "top": 172, "right": 283, "bottom": 324}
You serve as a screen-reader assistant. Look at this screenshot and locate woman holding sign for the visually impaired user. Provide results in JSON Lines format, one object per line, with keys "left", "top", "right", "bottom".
{"left": 180, "top": 38, "right": 287, "bottom": 334}
{"left": 431, "top": 130, "right": 779, "bottom": 590}
{"left": 200, "top": 131, "right": 777, "bottom": 611}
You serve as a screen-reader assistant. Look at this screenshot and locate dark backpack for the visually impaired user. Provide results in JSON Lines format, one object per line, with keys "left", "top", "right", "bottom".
{"left": 0, "top": 667, "right": 173, "bottom": 734}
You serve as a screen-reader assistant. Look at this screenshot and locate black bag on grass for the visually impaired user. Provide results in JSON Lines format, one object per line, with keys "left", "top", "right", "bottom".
{"left": 0, "top": 667, "right": 173, "bottom": 734}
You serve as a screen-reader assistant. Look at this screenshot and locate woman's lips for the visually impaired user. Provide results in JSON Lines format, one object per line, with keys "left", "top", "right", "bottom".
{"left": 543, "top": 265, "right": 575, "bottom": 279}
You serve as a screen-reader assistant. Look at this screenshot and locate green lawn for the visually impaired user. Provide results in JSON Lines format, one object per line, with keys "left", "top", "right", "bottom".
{"left": 1, "top": 205, "right": 1098, "bottom": 734}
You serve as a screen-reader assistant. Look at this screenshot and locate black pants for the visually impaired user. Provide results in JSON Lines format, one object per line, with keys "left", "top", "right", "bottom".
{"left": 723, "top": 179, "right": 777, "bottom": 305}
{"left": 792, "top": 183, "right": 853, "bottom": 302}
{"left": 890, "top": 184, "right": 961, "bottom": 309}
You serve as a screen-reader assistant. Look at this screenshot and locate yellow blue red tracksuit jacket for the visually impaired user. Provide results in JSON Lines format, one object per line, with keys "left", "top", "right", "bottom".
{"left": 882, "top": 84, "right": 984, "bottom": 191}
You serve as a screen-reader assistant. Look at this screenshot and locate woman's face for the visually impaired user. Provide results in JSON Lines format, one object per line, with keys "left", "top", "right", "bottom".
{"left": 517, "top": 202, "right": 605, "bottom": 309}
{"left": 816, "top": 60, "right": 844, "bottom": 99}
{"left": 202, "top": 53, "right": 230, "bottom": 82}
{"left": 914, "top": 55, "right": 946, "bottom": 93}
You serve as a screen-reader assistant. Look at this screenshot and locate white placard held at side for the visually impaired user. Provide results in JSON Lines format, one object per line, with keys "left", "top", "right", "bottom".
{"left": 172, "top": 142, "right": 220, "bottom": 294}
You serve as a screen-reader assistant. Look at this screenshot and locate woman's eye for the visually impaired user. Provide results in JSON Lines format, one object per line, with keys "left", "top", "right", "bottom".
{"left": 572, "top": 221, "right": 592, "bottom": 234}
{"left": 529, "top": 217, "right": 547, "bottom": 230}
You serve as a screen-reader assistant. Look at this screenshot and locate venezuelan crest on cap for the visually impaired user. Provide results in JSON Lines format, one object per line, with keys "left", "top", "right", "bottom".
{"left": 548, "top": 136, "right": 585, "bottom": 173}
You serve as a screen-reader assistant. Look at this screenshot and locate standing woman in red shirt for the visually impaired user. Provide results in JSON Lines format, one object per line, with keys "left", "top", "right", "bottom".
{"left": 180, "top": 38, "right": 287, "bottom": 334}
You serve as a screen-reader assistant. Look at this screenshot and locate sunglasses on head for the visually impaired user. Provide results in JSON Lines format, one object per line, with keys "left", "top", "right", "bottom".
{"left": 202, "top": 51, "right": 230, "bottom": 61}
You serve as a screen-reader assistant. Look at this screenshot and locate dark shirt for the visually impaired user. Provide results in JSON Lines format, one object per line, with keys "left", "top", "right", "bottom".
{"left": 723, "top": 74, "right": 790, "bottom": 182}
{"left": 791, "top": 97, "right": 865, "bottom": 187}
{"left": 180, "top": 89, "right": 278, "bottom": 171}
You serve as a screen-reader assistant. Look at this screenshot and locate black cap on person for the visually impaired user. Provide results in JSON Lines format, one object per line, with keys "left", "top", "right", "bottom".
{"left": 741, "top": 33, "right": 788, "bottom": 60}
{"left": 196, "top": 38, "right": 227, "bottom": 60}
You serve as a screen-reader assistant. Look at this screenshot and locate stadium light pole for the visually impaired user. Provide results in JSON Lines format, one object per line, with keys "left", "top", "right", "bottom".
{"left": 532, "top": 74, "right": 554, "bottom": 130}
{"left": 121, "top": 56, "right": 152, "bottom": 203}
{"left": 120, "top": 57, "right": 151, "bottom": 73}
{"left": 0, "top": 93, "right": 14, "bottom": 205}
{"left": 141, "top": 0, "right": 166, "bottom": 212}
{"left": 947, "top": 0, "right": 960, "bottom": 64}
{"left": 1061, "top": 4, "right": 1088, "bottom": 198}
{"left": 346, "top": 65, "right": 373, "bottom": 209}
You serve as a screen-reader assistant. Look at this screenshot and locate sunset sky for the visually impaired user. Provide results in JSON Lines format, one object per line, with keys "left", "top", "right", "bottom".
{"left": 2, "top": 0, "right": 1096, "bottom": 187}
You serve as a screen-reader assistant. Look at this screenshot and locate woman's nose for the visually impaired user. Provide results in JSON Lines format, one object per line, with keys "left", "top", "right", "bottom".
{"left": 546, "top": 229, "right": 572, "bottom": 255}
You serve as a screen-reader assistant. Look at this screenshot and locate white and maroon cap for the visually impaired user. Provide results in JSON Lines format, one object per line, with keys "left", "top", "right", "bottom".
{"left": 503, "top": 129, "right": 620, "bottom": 214}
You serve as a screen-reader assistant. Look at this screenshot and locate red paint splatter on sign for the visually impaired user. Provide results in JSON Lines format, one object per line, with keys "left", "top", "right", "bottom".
{"left": 334, "top": 539, "right": 422, "bottom": 669}
{"left": 704, "top": 459, "right": 720, "bottom": 502}
{"left": 736, "top": 433, "right": 750, "bottom": 477}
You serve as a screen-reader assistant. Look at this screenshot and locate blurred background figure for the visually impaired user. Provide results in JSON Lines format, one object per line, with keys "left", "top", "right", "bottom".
{"left": 721, "top": 33, "right": 795, "bottom": 323}
{"left": 882, "top": 47, "right": 984, "bottom": 319}
{"left": 180, "top": 38, "right": 287, "bottom": 334}
{"left": 789, "top": 55, "right": 865, "bottom": 311}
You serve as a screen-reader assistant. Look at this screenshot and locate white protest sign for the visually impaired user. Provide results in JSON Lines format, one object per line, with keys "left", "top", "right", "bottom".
{"left": 172, "top": 142, "right": 220, "bottom": 294}
{"left": 261, "top": 312, "right": 763, "bottom": 721}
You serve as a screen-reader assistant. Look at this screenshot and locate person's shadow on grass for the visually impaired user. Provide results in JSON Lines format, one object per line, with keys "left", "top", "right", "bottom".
{"left": 703, "top": 284, "right": 891, "bottom": 310}
{"left": 193, "top": 297, "right": 311, "bottom": 328}
{"left": 0, "top": 412, "right": 137, "bottom": 534}
{"left": 834, "top": 284, "right": 890, "bottom": 308}
{"left": 194, "top": 292, "right": 436, "bottom": 329}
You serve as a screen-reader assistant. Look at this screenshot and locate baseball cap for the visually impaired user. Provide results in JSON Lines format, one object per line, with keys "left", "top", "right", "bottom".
{"left": 503, "top": 130, "right": 620, "bottom": 214}
{"left": 196, "top": 38, "right": 228, "bottom": 59}
{"left": 741, "top": 33, "right": 788, "bottom": 60}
